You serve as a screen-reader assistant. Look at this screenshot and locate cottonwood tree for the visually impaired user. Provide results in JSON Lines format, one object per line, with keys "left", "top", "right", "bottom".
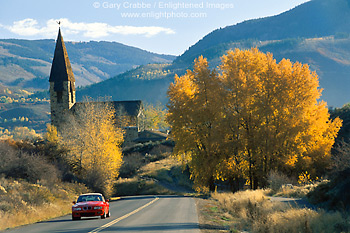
{"left": 219, "top": 49, "right": 342, "bottom": 188}
{"left": 45, "top": 123, "right": 60, "bottom": 143}
{"left": 167, "top": 49, "right": 342, "bottom": 191}
{"left": 144, "top": 103, "right": 169, "bottom": 130}
{"left": 59, "top": 98, "right": 124, "bottom": 196}
{"left": 167, "top": 56, "right": 222, "bottom": 192}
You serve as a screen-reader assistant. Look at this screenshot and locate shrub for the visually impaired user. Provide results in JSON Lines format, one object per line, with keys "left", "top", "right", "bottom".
{"left": 119, "top": 152, "right": 145, "bottom": 178}
{"left": 331, "top": 140, "right": 350, "bottom": 175}
{"left": 308, "top": 168, "right": 350, "bottom": 211}
{"left": 82, "top": 168, "right": 112, "bottom": 197}
{"left": 0, "top": 141, "right": 60, "bottom": 183}
{"left": 148, "top": 144, "right": 172, "bottom": 161}
{"left": 267, "top": 171, "right": 294, "bottom": 193}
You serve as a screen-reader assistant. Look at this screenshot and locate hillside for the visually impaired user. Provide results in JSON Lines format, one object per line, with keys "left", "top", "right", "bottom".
{"left": 175, "top": 0, "right": 350, "bottom": 66}
{"left": 76, "top": 63, "right": 178, "bottom": 104}
{"left": 78, "top": 36, "right": 350, "bottom": 107}
{"left": 0, "top": 38, "right": 175, "bottom": 89}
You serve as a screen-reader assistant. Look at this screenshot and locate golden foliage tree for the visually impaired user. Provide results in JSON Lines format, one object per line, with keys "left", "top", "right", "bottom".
{"left": 59, "top": 98, "right": 124, "bottom": 196}
{"left": 144, "top": 103, "right": 169, "bottom": 130}
{"left": 167, "top": 49, "right": 342, "bottom": 191}
{"left": 45, "top": 123, "right": 60, "bottom": 143}
{"left": 167, "top": 56, "right": 222, "bottom": 192}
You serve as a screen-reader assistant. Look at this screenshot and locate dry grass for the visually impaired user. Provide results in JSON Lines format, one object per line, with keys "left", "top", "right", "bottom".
{"left": 0, "top": 201, "right": 72, "bottom": 230}
{"left": 265, "top": 180, "right": 330, "bottom": 199}
{"left": 196, "top": 198, "right": 230, "bottom": 233}
{"left": 268, "top": 184, "right": 314, "bottom": 198}
{"left": 139, "top": 156, "right": 178, "bottom": 176}
{"left": 209, "top": 190, "right": 350, "bottom": 233}
{"left": 0, "top": 177, "right": 88, "bottom": 231}
{"left": 113, "top": 177, "right": 175, "bottom": 196}
{"left": 114, "top": 156, "right": 193, "bottom": 196}
{"left": 262, "top": 208, "right": 348, "bottom": 233}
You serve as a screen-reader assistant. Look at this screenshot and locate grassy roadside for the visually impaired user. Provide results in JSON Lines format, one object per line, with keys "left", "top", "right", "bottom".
{"left": 114, "top": 154, "right": 194, "bottom": 196}
{"left": 0, "top": 177, "right": 88, "bottom": 231}
{"left": 196, "top": 188, "right": 350, "bottom": 233}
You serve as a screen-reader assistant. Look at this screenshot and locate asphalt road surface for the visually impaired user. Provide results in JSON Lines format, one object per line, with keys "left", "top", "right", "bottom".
{"left": 3, "top": 196, "right": 200, "bottom": 233}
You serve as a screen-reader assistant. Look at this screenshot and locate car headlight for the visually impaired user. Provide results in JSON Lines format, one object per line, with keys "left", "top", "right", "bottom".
{"left": 94, "top": 206, "right": 103, "bottom": 210}
{"left": 73, "top": 207, "right": 82, "bottom": 211}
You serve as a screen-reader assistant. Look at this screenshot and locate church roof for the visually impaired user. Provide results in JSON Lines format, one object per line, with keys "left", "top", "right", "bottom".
{"left": 111, "top": 100, "right": 143, "bottom": 116}
{"left": 49, "top": 28, "right": 75, "bottom": 91}
{"left": 72, "top": 100, "right": 143, "bottom": 117}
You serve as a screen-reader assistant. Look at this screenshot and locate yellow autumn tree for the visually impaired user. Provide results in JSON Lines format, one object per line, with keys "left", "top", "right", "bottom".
{"left": 167, "top": 48, "right": 342, "bottom": 191}
{"left": 45, "top": 123, "right": 60, "bottom": 143}
{"left": 144, "top": 103, "right": 169, "bottom": 130}
{"left": 167, "top": 56, "right": 222, "bottom": 192}
{"left": 59, "top": 98, "right": 124, "bottom": 196}
{"left": 219, "top": 49, "right": 342, "bottom": 188}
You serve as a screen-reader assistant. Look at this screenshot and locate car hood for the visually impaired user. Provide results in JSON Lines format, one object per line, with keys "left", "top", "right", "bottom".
{"left": 73, "top": 201, "right": 105, "bottom": 207}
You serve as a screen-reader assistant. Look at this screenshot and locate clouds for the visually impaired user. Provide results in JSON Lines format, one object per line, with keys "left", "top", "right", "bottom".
{"left": 1, "top": 18, "right": 175, "bottom": 38}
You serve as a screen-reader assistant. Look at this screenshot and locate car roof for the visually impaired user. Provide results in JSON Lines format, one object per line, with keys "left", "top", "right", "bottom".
{"left": 79, "top": 193, "right": 103, "bottom": 196}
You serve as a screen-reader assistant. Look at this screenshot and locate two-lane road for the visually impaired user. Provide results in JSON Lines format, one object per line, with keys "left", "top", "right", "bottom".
{"left": 3, "top": 196, "right": 200, "bottom": 233}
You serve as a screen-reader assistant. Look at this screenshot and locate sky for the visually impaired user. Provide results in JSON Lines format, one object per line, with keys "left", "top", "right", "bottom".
{"left": 0, "top": 0, "right": 310, "bottom": 55}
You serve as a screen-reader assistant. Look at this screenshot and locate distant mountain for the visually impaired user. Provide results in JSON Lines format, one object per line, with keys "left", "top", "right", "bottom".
{"left": 175, "top": 0, "right": 350, "bottom": 66}
{"left": 0, "top": 39, "right": 175, "bottom": 89}
{"left": 79, "top": 0, "right": 350, "bottom": 107}
{"left": 76, "top": 63, "right": 176, "bottom": 104}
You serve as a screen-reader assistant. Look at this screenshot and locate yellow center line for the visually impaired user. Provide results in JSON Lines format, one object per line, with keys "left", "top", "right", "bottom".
{"left": 88, "top": 197, "right": 159, "bottom": 233}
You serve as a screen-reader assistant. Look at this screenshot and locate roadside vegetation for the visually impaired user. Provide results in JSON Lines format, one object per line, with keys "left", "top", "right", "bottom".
{"left": 0, "top": 97, "right": 127, "bottom": 230}
{"left": 0, "top": 140, "right": 88, "bottom": 231}
{"left": 197, "top": 171, "right": 350, "bottom": 233}
{"left": 58, "top": 98, "right": 124, "bottom": 197}
{"left": 201, "top": 189, "right": 349, "bottom": 233}
{"left": 0, "top": 178, "right": 88, "bottom": 231}
{"left": 114, "top": 142, "right": 193, "bottom": 196}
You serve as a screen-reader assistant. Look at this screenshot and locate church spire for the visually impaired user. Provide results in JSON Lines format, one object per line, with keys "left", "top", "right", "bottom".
{"left": 49, "top": 28, "right": 76, "bottom": 128}
{"left": 49, "top": 27, "right": 75, "bottom": 91}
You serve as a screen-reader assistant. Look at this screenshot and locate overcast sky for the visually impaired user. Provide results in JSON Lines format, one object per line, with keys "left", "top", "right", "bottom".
{"left": 0, "top": 0, "right": 309, "bottom": 55}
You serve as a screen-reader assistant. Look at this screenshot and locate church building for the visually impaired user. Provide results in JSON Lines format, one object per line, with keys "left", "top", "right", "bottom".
{"left": 49, "top": 28, "right": 145, "bottom": 145}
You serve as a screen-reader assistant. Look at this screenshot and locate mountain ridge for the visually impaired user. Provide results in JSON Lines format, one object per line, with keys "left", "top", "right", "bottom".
{"left": 176, "top": 0, "right": 350, "bottom": 65}
{"left": 0, "top": 38, "right": 175, "bottom": 89}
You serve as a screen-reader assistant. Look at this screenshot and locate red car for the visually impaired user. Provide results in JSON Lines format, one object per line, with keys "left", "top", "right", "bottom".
{"left": 72, "top": 193, "right": 110, "bottom": 220}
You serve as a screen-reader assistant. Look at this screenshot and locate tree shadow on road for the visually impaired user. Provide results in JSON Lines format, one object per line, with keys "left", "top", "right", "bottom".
{"left": 40, "top": 217, "right": 99, "bottom": 223}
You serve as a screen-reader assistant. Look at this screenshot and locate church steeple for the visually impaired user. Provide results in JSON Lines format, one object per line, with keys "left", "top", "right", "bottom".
{"left": 49, "top": 28, "right": 76, "bottom": 128}
{"left": 49, "top": 27, "right": 75, "bottom": 90}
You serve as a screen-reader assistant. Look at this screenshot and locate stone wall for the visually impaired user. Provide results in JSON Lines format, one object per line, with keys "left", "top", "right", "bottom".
{"left": 50, "top": 81, "right": 75, "bottom": 127}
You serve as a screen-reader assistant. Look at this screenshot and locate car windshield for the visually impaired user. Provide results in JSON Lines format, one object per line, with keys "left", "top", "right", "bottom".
{"left": 77, "top": 195, "right": 103, "bottom": 202}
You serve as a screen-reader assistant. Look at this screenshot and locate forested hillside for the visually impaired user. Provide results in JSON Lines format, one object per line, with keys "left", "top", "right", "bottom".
{"left": 0, "top": 39, "right": 175, "bottom": 89}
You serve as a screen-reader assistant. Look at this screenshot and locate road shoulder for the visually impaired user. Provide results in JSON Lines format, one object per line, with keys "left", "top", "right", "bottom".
{"left": 195, "top": 198, "right": 230, "bottom": 233}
